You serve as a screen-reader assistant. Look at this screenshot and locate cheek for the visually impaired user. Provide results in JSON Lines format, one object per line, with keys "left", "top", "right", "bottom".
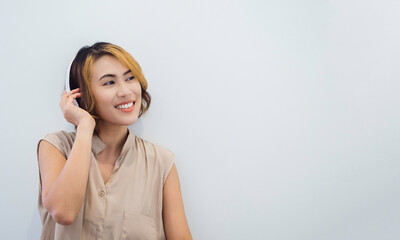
{"left": 91, "top": 90, "right": 111, "bottom": 113}
{"left": 91, "top": 87, "right": 101, "bottom": 104}
{"left": 135, "top": 93, "right": 142, "bottom": 112}
{"left": 135, "top": 82, "right": 142, "bottom": 95}
{"left": 132, "top": 84, "right": 142, "bottom": 102}
{"left": 92, "top": 95, "right": 103, "bottom": 109}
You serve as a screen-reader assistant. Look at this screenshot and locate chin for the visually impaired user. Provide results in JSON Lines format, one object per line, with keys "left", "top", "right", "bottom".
{"left": 98, "top": 114, "right": 139, "bottom": 127}
{"left": 124, "top": 118, "right": 139, "bottom": 126}
{"left": 117, "top": 116, "right": 139, "bottom": 126}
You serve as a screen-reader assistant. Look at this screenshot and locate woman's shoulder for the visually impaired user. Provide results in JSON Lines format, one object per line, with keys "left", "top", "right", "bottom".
{"left": 39, "top": 130, "right": 77, "bottom": 156}
{"left": 43, "top": 130, "right": 77, "bottom": 143}
{"left": 39, "top": 130, "right": 76, "bottom": 149}
{"left": 134, "top": 136, "right": 176, "bottom": 183}
{"left": 136, "top": 136, "right": 175, "bottom": 162}
{"left": 135, "top": 136, "right": 175, "bottom": 160}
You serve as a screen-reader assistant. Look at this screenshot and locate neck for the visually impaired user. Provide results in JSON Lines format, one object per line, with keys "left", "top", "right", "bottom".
{"left": 95, "top": 120, "right": 129, "bottom": 155}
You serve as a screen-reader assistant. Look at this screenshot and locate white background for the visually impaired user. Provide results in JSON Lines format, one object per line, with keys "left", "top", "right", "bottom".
{"left": 1, "top": 0, "right": 399, "bottom": 239}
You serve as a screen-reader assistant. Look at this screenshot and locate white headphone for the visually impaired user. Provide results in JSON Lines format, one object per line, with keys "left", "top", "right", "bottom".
{"left": 65, "top": 59, "right": 79, "bottom": 107}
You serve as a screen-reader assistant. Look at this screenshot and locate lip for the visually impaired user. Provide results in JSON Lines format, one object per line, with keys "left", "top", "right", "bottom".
{"left": 115, "top": 101, "right": 135, "bottom": 113}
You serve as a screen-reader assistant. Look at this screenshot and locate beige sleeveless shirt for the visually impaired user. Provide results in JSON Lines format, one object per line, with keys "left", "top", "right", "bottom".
{"left": 36, "top": 129, "right": 175, "bottom": 240}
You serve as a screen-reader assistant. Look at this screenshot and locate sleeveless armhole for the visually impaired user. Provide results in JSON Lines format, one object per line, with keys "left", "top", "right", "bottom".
{"left": 162, "top": 148, "right": 176, "bottom": 185}
{"left": 36, "top": 131, "right": 71, "bottom": 188}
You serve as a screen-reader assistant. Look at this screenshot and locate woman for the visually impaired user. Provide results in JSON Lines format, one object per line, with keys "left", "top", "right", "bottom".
{"left": 37, "top": 42, "right": 192, "bottom": 240}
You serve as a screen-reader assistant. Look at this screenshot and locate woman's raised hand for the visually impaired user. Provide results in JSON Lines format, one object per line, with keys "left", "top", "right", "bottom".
{"left": 60, "top": 88, "right": 96, "bottom": 129}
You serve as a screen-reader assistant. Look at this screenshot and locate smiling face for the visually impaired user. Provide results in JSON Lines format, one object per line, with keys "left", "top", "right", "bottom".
{"left": 90, "top": 55, "right": 142, "bottom": 127}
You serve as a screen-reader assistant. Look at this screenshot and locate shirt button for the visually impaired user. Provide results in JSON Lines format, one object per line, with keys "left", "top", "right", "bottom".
{"left": 98, "top": 190, "right": 105, "bottom": 197}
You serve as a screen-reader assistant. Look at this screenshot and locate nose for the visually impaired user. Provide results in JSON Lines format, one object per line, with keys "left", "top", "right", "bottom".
{"left": 117, "top": 81, "right": 132, "bottom": 98}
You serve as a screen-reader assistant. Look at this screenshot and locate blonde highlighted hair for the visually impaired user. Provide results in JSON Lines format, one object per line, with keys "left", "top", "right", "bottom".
{"left": 68, "top": 42, "right": 151, "bottom": 119}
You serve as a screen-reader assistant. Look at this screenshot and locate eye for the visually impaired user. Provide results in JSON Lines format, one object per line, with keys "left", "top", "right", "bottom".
{"left": 126, "top": 76, "right": 135, "bottom": 81}
{"left": 103, "top": 80, "right": 115, "bottom": 86}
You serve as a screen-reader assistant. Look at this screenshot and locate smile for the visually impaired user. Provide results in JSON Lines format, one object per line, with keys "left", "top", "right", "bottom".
{"left": 115, "top": 102, "right": 135, "bottom": 112}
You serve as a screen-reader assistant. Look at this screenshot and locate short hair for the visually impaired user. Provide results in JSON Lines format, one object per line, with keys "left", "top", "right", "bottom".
{"left": 68, "top": 42, "right": 151, "bottom": 119}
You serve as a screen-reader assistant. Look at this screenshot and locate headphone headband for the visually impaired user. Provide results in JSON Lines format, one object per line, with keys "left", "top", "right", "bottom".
{"left": 65, "top": 59, "right": 79, "bottom": 107}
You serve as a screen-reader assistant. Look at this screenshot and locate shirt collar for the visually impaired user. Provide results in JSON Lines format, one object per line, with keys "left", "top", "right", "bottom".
{"left": 92, "top": 133, "right": 106, "bottom": 156}
{"left": 91, "top": 128, "right": 135, "bottom": 156}
{"left": 121, "top": 128, "right": 135, "bottom": 154}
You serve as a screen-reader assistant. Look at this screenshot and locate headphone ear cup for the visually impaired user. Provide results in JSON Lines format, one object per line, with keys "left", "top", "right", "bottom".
{"left": 65, "top": 59, "right": 79, "bottom": 107}
{"left": 76, "top": 97, "right": 81, "bottom": 107}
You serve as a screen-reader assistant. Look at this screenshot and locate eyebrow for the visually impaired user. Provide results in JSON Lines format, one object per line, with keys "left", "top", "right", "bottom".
{"left": 98, "top": 69, "right": 132, "bottom": 81}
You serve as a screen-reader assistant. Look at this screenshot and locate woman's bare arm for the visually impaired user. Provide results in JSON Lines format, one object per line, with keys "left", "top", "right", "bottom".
{"left": 162, "top": 164, "right": 193, "bottom": 239}
{"left": 38, "top": 122, "right": 95, "bottom": 225}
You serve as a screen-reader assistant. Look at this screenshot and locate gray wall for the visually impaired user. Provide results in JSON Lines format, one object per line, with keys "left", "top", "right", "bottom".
{"left": 1, "top": 0, "right": 399, "bottom": 239}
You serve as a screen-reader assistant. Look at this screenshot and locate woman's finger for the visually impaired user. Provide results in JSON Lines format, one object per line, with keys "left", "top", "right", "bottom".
{"left": 62, "top": 88, "right": 80, "bottom": 101}
{"left": 63, "top": 88, "right": 80, "bottom": 97}
{"left": 66, "top": 92, "right": 82, "bottom": 103}
{"left": 66, "top": 88, "right": 80, "bottom": 95}
{"left": 60, "top": 92, "right": 81, "bottom": 108}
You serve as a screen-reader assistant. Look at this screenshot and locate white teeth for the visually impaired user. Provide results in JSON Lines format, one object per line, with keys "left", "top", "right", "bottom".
{"left": 116, "top": 102, "right": 134, "bottom": 109}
